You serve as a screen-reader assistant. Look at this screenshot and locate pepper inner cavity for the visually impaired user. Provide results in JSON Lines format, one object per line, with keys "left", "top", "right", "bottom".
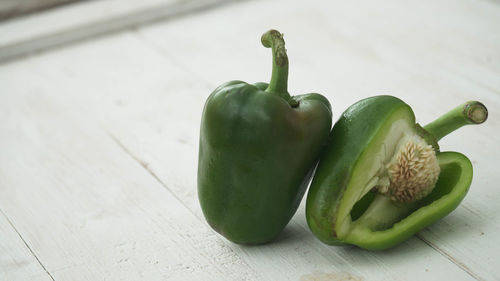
{"left": 351, "top": 133, "right": 441, "bottom": 231}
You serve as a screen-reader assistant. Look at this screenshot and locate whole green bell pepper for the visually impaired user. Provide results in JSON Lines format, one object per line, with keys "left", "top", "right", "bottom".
{"left": 306, "top": 96, "right": 487, "bottom": 250}
{"left": 198, "top": 30, "right": 332, "bottom": 244}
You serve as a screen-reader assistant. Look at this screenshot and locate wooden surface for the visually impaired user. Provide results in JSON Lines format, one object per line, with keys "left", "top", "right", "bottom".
{"left": 1, "top": 0, "right": 499, "bottom": 280}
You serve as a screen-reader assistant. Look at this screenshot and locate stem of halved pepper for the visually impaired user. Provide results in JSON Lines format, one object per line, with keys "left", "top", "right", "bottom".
{"left": 424, "top": 101, "right": 488, "bottom": 141}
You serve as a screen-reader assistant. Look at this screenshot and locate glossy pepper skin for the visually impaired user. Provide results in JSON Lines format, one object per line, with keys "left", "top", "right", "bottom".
{"left": 306, "top": 96, "right": 487, "bottom": 250}
{"left": 198, "top": 30, "right": 332, "bottom": 244}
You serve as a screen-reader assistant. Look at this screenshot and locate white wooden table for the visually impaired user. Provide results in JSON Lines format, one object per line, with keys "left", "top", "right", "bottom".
{"left": 1, "top": 0, "right": 499, "bottom": 280}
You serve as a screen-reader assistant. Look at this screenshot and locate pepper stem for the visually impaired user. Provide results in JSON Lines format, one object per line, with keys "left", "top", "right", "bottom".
{"left": 424, "top": 101, "right": 488, "bottom": 141}
{"left": 261, "top": 29, "right": 298, "bottom": 107}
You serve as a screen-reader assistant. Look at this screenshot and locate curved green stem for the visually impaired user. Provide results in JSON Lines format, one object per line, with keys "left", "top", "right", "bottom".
{"left": 424, "top": 101, "right": 488, "bottom": 141}
{"left": 261, "top": 29, "right": 298, "bottom": 107}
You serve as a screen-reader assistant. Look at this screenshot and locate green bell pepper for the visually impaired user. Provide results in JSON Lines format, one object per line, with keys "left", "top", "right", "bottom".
{"left": 198, "top": 30, "right": 332, "bottom": 244}
{"left": 306, "top": 96, "right": 487, "bottom": 250}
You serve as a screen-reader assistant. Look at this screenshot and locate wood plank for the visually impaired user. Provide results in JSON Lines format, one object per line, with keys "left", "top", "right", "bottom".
{"left": 0, "top": 28, "right": 480, "bottom": 280}
{"left": 0, "top": 0, "right": 245, "bottom": 63}
{"left": 0, "top": 52, "right": 260, "bottom": 280}
{"left": 0, "top": 210, "right": 53, "bottom": 281}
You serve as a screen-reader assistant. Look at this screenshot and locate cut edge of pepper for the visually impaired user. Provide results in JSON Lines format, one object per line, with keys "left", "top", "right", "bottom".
{"left": 334, "top": 105, "right": 416, "bottom": 238}
{"left": 343, "top": 151, "right": 472, "bottom": 250}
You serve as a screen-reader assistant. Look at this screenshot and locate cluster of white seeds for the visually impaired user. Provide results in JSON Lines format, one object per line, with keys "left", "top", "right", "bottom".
{"left": 383, "top": 137, "right": 440, "bottom": 202}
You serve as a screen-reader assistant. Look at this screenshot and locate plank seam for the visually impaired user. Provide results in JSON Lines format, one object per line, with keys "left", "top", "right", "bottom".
{"left": 0, "top": 207, "right": 56, "bottom": 281}
{"left": 106, "top": 132, "right": 195, "bottom": 218}
{"left": 415, "top": 233, "right": 483, "bottom": 281}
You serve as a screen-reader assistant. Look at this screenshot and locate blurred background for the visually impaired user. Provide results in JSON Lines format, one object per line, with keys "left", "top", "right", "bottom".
{"left": 0, "top": 0, "right": 82, "bottom": 20}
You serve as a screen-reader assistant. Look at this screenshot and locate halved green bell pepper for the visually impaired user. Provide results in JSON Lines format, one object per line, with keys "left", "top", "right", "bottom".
{"left": 306, "top": 96, "right": 487, "bottom": 250}
{"left": 198, "top": 30, "right": 332, "bottom": 244}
